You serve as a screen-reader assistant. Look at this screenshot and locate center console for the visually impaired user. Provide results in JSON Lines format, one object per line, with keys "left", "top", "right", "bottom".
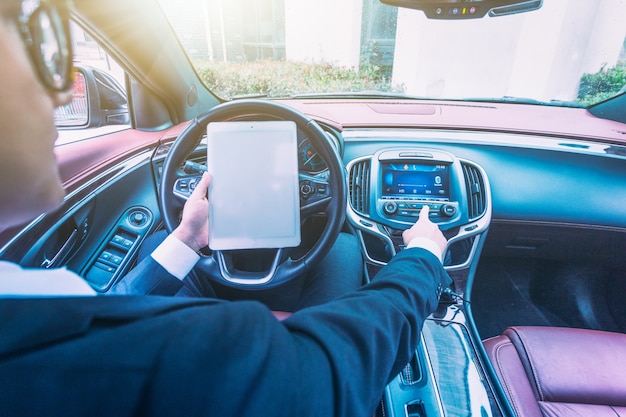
{"left": 347, "top": 147, "right": 491, "bottom": 273}
{"left": 346, "top": 148, "right": 500, "bottom": 416}
{"left": 382, "top": 308, "right": 503, "bottom": 417}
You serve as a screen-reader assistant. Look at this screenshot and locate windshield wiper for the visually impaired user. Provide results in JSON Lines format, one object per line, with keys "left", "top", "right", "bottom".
{"left": 291, "top": 91, "right": 427, "bottom": 100}
{"left": 290, "top": 92, "right": 585, "bottom": 108}
{"left": 462, "top": 96, "right": 584, "bottom": 108}
{"left": 230, "top": 93, "right": 269, "bottom": 100}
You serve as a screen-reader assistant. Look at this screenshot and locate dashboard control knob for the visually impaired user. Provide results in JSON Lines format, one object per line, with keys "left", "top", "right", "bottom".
{"left": 129, "top": 211, "right": 147, "bottom": 226}
{"left": 383, "top": 201, "right": 398, "bottom": 215}
{"left": 440, "top": 204, "right": 457, "bottom": 217}
{"left": 127, "top": 208, "right": 151, "bottom": 228}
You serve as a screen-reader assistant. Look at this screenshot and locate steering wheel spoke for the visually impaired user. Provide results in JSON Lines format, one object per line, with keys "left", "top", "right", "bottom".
{"left": 215, "top": 249, "right": 285, "bottom": 285}
{"left": 299, "top": 173, "right": 332, "bottom": 218}
{"left": 173, "top": 175, "right": 203, "bottom": 202}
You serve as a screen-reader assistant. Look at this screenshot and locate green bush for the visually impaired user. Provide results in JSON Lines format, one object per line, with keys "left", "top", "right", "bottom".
{"left": 577, "top": 63, "right": 626, "bottom": 106}
{"left": 194, "top": 59, "right": 403, "bottom": 99}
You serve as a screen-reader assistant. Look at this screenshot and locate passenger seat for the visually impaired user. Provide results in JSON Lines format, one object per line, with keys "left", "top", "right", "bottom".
{"left": 483, "top": 326, "right": 626, "bottom": 417}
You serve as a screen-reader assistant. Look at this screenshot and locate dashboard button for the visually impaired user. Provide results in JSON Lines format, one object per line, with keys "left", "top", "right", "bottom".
{"left": 441, "top": 204, "right": 457, "bottom": 217}
{"left": 300, "top": 182, "right": 314, "bottom": 198}
{"left": 383, "top": 201, "right": 398, "bottom": 215}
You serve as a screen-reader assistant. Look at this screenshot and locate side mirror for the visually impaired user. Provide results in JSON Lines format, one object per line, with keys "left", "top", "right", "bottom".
{"left": 54, "top": 64, "right": 129, "bottom": 129}
{"left": 379, "top": 0, "right": 542, "bottom": 19}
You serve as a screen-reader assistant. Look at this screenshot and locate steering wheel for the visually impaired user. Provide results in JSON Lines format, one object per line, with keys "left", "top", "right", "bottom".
{"left": 158, "top": 99, "right": 347, "bottom": 289}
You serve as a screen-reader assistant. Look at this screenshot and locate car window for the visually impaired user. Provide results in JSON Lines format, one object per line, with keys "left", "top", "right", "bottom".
{"left": 54, "top": 22, "right": 130, "bottom": 145}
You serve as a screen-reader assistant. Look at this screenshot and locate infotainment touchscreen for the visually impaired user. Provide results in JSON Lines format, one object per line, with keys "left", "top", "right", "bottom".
{"left": 381, "top": 162, "right": 450, "bottom": 199}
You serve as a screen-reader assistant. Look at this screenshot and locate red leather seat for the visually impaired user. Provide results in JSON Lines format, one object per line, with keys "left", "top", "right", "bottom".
{"left": 272, "top": 311, "right": 292, "bottom": 321}
{"left": 483, "top": 326, "right": 626, "bottom": 417}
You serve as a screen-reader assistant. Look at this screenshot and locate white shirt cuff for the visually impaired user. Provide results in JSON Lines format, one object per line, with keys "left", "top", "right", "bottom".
{"left": 150, "top": 234, "right": 200, "bottom": 280}
{"left": 406, "top": 237, "right": 444, "bottom": 263}
{"left": 0, "top": 262, "right": 96, "bottom": 297}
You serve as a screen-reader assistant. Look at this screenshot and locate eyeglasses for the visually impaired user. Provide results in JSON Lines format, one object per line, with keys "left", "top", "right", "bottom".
{"left": 15, "top": 0, "right": 73, "bottom": 92}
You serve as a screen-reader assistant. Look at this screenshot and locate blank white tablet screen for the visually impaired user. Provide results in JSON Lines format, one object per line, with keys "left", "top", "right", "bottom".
{"left": 206, "top": 121, "right": 301, "bottom": 250}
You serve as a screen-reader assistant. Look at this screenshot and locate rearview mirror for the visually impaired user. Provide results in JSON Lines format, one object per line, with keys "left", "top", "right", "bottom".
{"left": 379, "top": 0, "right": 542, "bottom": 19}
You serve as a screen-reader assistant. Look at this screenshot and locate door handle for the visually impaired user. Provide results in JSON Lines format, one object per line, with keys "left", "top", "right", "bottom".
{"left": 41, "top": 228, "right": 79, "bottom": 268}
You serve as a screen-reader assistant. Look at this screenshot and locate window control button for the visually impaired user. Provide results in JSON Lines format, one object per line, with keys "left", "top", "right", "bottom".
{"left": 94, "top": 261, "right": 116, "bottom": 273}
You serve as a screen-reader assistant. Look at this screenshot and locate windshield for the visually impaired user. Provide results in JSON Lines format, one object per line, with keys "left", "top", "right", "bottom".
{"left": 158, "top": 0, "right": 626, "bottom": 107}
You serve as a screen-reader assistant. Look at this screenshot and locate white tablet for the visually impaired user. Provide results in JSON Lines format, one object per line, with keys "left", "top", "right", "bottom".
{"left": 206, "top": 121, "right": 301, "bottom": 250}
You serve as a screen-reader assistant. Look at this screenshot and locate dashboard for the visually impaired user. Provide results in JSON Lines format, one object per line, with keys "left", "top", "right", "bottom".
{"left": 4, "top": 109, "right": 626, "bottom": 291}
{"left": 167, "top": 123, "right": 493, "bottom": 280}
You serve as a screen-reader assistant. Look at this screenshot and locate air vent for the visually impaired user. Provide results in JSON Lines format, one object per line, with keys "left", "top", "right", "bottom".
{"left": 462, "top": 163, "right": 487, "bottom": 220}
{"left": 348, "top": 159, "right": 371, "bottom": 215}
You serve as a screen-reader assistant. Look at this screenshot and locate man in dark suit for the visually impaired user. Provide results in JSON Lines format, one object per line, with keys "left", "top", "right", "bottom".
{"left": 0, "top": 1, "right": 450, "bottom": 415}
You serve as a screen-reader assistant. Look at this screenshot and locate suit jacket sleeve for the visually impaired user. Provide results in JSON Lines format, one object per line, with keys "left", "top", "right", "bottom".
{"left": 278, "top": 247, "right": 451, "bottom": 416}
{"left": 0, "top": 248, "right": 450, "bottom": 417}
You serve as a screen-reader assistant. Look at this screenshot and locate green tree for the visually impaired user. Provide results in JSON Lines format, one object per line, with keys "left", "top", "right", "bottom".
{"left": 577, "top": 64, "right": 626, "bottom": 106}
